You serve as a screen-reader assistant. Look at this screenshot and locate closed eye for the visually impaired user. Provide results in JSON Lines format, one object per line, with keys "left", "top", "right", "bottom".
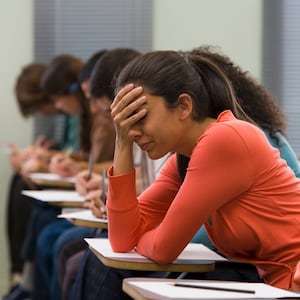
{"left": 129, "top": 108, "right": 147, "bottom": 124}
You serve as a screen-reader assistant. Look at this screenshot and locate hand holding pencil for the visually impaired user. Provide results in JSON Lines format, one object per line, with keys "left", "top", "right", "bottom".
{"left": 49, "top": 151, "right": 77, "bottom": 177}
{"left": 75, "top": 170, "right": 102, "bottom": 196}
{"left": 85, "top": 189, "right": 107, "bottom": 219}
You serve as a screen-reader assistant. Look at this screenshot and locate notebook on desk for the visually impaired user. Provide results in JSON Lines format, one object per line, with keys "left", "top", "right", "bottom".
{"left": 22, "top": 190, "right": 85, "bottom": 203}
{"left": 85, "top": 238, "right": 228, "bottom": 263}
{"left": 58, "top": 209, "right": 108, "bottom": 228}
{"left": 58, "top": 209, "right": 107, "bottom": 223}
{"left": 29, "top": 172, "right": 76, "bottom": 183}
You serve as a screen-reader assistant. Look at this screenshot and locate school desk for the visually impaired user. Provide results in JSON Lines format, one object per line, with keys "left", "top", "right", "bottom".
{"left": 58, "top": 209, "right": 108, "bottom": 229}
{"left": 28, "top": 172, "right": 75, "bottom": 189}
{"left": 84, "top": 238, "right": 228, "bottom": 273}
{"left": 22, "top": 189, "right": 85, "bottom": 208}
{"left": 122, "top": 277, "right": 300, "bottom": 300}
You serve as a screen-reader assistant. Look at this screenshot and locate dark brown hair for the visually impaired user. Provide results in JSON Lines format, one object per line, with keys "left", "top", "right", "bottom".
{"left": 41, "top": 54, "right": 91, "bottom": 153}
{"left": 15, "top": 63, "right": 51, "bottom": 117}
{"left": 90, "top": 48, "right": 141, "bottom": 100}
{"left": 189, "top": 45, "right": 287, "bottom": 139}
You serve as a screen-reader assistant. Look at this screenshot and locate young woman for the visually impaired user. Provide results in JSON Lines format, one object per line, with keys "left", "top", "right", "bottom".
{"left": 106, "top": 50, "right": 300, "bottom": 291}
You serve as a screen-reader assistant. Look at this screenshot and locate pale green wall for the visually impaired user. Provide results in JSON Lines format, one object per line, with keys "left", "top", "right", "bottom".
{"left": 153, "top": 0, "right": 262, "bottom": 78}
{"left": 0, "top": 0, "right": 262, "bottom": 293}
{"left": 0, "top": 0, "right": 33, "bottom": 293}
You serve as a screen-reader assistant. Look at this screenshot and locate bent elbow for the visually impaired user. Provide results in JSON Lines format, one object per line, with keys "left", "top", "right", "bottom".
{"left": 109, "top": 238, "right": 136, "bottom": 253}
{"left": 152, "top": 256, "right": 174, "bottom": 265}
{"left": 146, "top": 244, "right": 179, "bottom": 264}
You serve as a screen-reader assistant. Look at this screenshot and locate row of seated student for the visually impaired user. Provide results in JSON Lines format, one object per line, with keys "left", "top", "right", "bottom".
{"left": 3, "top": 47, "right": 151, "bottom": 300}
{"left": 7, "top": 62, "right": 80, "bottom": 283}
{"left": 6, "top": 54, "right": 88, "bottom": 295}
{"left": 3, "top": 49, "right": 115, "bottom": 299}
{"left": 31, "top": 48, "right": 144, "bottom": 300}
{"left": 5, "top": 45, "right": 300, "bottom": 300}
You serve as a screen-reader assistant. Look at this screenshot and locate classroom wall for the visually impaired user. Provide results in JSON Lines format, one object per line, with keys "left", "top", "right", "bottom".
{"left": 0, "top": 0, "right": 33, "bottom": 293}
{"left": 0, "top": 0, "right": 262, "bottom": 293}
{"left": 153, "top": 0, "right": 262, "bottom": 78}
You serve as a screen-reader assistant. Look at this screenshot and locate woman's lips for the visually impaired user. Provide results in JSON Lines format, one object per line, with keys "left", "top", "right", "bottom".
{"left": 138, "top": 142, "right": 151, "bottom": 151}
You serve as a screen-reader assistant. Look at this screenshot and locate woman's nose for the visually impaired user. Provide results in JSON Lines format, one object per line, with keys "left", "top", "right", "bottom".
{"left": 128, "top": 126, "right": 142, "bottom": 141}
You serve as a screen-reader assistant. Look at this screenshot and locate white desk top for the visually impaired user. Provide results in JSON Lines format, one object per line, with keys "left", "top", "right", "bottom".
{"left": 85, "top": 238, "right": 224, "bottom": 272}
{"left": 123, "top": 278, "right": 300, "bottom": 300}
{"left": 22, "top": 190, "right": 84, "bottom": 207}
{"left": 58, "top": 209, "right": 107, "bottom": 229}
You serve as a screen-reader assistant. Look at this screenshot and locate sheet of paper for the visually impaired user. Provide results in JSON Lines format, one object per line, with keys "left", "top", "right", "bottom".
{"left": 85, "top": 238, "right": 227, "bottom": 262}
{"left": 127, "top": 280, "right": 300, "bottom": 299}
{"left": 58, "top": 209, "right": 107, "bottom": 223}
{"left": 29, "top": 172, "right": 76, "bottom": 183}
{"left": 22, "top": 190, "right": 84, "bottom": 202}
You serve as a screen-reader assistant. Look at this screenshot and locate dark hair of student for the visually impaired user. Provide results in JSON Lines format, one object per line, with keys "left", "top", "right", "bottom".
{"left": 116, "top": 50, "right": 255, "bottom": 181}
{"left": 189, "top": 45, "right": 287, "bottom": 140}
{"left": 41, "top": 54, "right": 91, "bottom": 153}
{"left": 90, "top": 48, "right": 141, "bottom": 100}
{"left": 15, "top": 63, "right": 52, "bottom": 117}
{"left": 78, "top": 50, "right": 107, "bottom": 84}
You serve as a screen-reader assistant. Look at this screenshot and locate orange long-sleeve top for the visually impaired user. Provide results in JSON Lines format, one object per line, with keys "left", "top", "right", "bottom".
{"left": 107, "top": 110, "right": 300, "bottom": 289}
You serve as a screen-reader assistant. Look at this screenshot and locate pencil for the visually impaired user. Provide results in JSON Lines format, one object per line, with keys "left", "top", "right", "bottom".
{"left": 101, "top": 168, "right": 107, "bottom": 204}
{"left": 173, "top": 283, "right": 256, "bottom": 294}
{"left": 86, "top": 153, "right": 94, "bottom": 181}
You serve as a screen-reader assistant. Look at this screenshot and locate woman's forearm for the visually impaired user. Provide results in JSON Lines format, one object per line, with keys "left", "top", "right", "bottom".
{"left": 112, "top": 138, "right": 135, "bottom": 176}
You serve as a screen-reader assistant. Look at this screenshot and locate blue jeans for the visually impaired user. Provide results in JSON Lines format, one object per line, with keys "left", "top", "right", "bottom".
{"left": 21, "top": 201, "right": 60, "bottom": 261}
{"left": 32, "top": 219, "right": 95, "bottom": 300}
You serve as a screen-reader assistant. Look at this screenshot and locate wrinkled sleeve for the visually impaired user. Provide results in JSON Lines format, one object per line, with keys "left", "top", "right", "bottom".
{"left": 107, "top": 154, "right": 181, "bottom": 252}
{"left": 108, "top": 124, "right": 255, "bottom": 263}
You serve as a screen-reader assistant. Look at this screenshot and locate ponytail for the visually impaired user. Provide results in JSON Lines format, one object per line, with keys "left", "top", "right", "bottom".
{"left": 177, "top": 53, "right": 256, "bottom": 182}
{"left": 187, "top": 53, "right": 254, "bottom": 124}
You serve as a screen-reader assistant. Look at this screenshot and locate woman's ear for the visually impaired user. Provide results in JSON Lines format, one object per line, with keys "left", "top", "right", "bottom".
{"left": 177, "top": 93, "right": 193, "bottom": 120}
